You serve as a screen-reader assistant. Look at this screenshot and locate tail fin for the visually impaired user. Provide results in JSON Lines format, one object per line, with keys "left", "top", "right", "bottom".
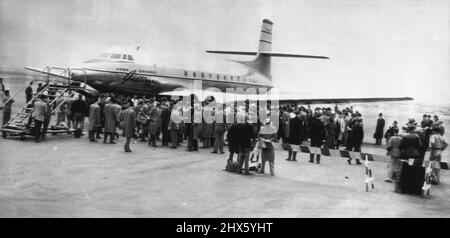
{"left": 206, "top": 19, "right": 328, "bottom": 80}
{"left": 258, "top": 19, "right": 273, "bottom": 52}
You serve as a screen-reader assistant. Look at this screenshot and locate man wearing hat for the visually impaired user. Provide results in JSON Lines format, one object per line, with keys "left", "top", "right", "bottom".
{"left": 32, "top": 94, "right": 48, "bottom": 142}
{"left": 309, "top": 111, "right": 325, "bottom": 163}
{"left": 25, "top": 81, "right": 34, "bottom": 103}
{"left": 347, "top": 117, "right": 364, "bottom": 165}
{"left": 1, "top": 90, "right": 14, "bottom": 138}
{"left": 96, "top": 94, "right": 106, "bottom": 139}
{"left": 88, "top": 96, "right": 101, "bottom": 142}
{"left": 235, "top": 114, "right": 255, "bottom": 175}
{"left": 374, "top": 113, "right": 385, "bottom": 145}
{"left": 258, "top": 118, "right": 277, "bottom": 175}
{"left": 432, "top": 115, "right": 445, "bottom": 136}
{"left": 286, "top": 110, "right": 305, "bottom": 162}
{"left": 120, "top": 101, "right": 136, "bottom": 152}
{"left": 421, "top": 114, "right": 429, "bottom": 129}
{"left": 148, "top": 101, "right": 160, "bottom": 147}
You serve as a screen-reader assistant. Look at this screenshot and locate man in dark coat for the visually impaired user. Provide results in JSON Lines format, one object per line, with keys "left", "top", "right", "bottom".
{"left": 235, "top": 115, "right": 255, "bottom": 175}
{"left": 309, "top": 112, "right": 326, "bottom": 163}
{"left": 96, "top": 95, "right": 106, "bottom": 139}
{"left": 286, "top": 111, "right": 304, "bottom": 162}
{"left": 25, "top": 81, "right": 33, "bottom": 103}
{"left": 345, "top": 114, "right": 357, "bottom": 151}
{"left": 347, "top": 118, "right": 364, "bottom": 165}
{"left": 160, "top": 101, "right": 171, "bottom": 146}
{"left": 212, "top": 119, "right": 227, "bottom": 154}
{"left": 36, "top": 83, "right": 45, "bottom": 93}
{"left": 227, "top": 122, "right": 240, "bottom": 160}
{"left": 374, "top": 113, "right": 385, "bottom": 145}
{"left": 325, "top": 115, "right": 338, "bottom": 150}
{"left": 2, "top": 90, "right": 14, "bottom": 138}
{"left": 71, "top": 94, "right": 88, "bottom": 135}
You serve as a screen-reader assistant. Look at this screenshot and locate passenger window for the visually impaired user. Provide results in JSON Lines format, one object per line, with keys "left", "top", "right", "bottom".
{"left": 184, "top": 71, "right": 188, "bottom": 77}
{"left": 128, "top": 55, "right": 134, "bottom": 61}
{"left": 193, "top": 72, "right": 196, "bottom": 77}
{"left": 201, "top": 72, "right": 204, "bottom": 78}
{"left": 216, "top": 75, "right": 219, "bottom": 80}
{"left": 110, "top": 54, "right": 121, "bottom": 59}
{"left": 122, "top": 54, "right": 127, "bottom": 60}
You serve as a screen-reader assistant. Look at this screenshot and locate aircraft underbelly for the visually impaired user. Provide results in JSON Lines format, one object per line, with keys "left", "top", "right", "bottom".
{"left": 81, "top": 71, "right": 271, "bottom": 96}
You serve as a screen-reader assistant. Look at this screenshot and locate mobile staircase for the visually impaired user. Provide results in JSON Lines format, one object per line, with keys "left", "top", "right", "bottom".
{"left": 1, "top": 67, "right": 91, "bottom": 140}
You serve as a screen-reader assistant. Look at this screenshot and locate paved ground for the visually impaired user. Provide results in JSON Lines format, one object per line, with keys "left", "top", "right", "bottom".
{"left": 0, "top": 134, "right": 449, "bottom": 217}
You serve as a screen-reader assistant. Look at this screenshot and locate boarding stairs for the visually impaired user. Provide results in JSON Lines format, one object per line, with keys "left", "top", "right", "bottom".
{"left": 1, "top": 67, "right": 89, "bottom": 140}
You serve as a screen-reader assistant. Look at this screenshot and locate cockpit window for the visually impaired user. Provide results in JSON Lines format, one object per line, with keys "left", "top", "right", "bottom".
{"left": 110, "top": 53, "right": 121, "bottom": 59}
{"left": 101, "top": 53, "right": 109, "bottom": 58}
{"left": 127, "top": 55, "right": 134, "bottom": 61}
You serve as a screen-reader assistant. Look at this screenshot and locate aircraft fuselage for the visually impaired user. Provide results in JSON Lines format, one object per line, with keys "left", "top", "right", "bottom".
{"left": 72, "top": 62, "right": 273, "bottom": 96}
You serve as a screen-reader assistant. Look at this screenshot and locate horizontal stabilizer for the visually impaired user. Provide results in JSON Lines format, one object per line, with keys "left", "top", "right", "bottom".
{"left": 206, "top": 50, "right": 257, "bottom": 56}
{"left": 206, "top": 51, "right": 329, "bottom": 59}
{"left": 260, "top": 52, "right": 329, "bottom": 59}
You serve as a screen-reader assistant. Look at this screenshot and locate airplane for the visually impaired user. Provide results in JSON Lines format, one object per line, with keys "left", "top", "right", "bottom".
{"left": 25, "top": 19, "right": 413, "bottom": 104}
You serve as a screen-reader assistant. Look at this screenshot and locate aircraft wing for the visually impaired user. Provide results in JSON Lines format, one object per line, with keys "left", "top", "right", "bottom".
{"left": 276, "top": 96, "right": 414, "bottom": 105}
{"left": 160, "top": 89, "right": 413, "bottom": 105}
{"left": 24, "top": 66, "right": 70, "bottom": 79}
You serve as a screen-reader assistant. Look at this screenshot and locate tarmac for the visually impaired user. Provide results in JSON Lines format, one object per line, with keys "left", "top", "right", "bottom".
{"left": 0, "top": 134, "right": 449, "bottom": 217}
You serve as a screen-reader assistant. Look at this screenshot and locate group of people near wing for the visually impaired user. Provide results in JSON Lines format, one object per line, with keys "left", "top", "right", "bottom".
{"left": 0, "top": 79, "right": 447, "bottom": 186}
{"left": 278, "top": 105, "right": 447, "bottom": 185}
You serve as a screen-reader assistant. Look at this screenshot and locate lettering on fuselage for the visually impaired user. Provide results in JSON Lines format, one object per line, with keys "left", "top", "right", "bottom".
{"left": 121, "top": 70, "right": 160, "bottom": 86}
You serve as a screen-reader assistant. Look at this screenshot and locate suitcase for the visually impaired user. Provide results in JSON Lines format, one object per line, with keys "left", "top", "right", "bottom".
{"left": 397, "top": 160, "right": 425, "bottom": 195}
{"left": 224, "top": 159, "right": 238, "bottom": 172}
{"left": 74, "top": 128, "right": 83, "bottom": 138}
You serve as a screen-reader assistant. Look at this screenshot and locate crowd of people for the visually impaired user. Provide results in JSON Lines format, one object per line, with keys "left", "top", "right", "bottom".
{"left": 278, "top": 104, "right": 365, "bottom": 164}
{"left": 0, "top": 80, "right": 447, "bottom": 182}
{"left": 384, "top": 115, "right": 447, "bottom": 185}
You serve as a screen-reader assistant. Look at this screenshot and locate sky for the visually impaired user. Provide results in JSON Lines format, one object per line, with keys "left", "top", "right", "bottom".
{"left": 0, "top": 0, "right": 448, "bottom": 103}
